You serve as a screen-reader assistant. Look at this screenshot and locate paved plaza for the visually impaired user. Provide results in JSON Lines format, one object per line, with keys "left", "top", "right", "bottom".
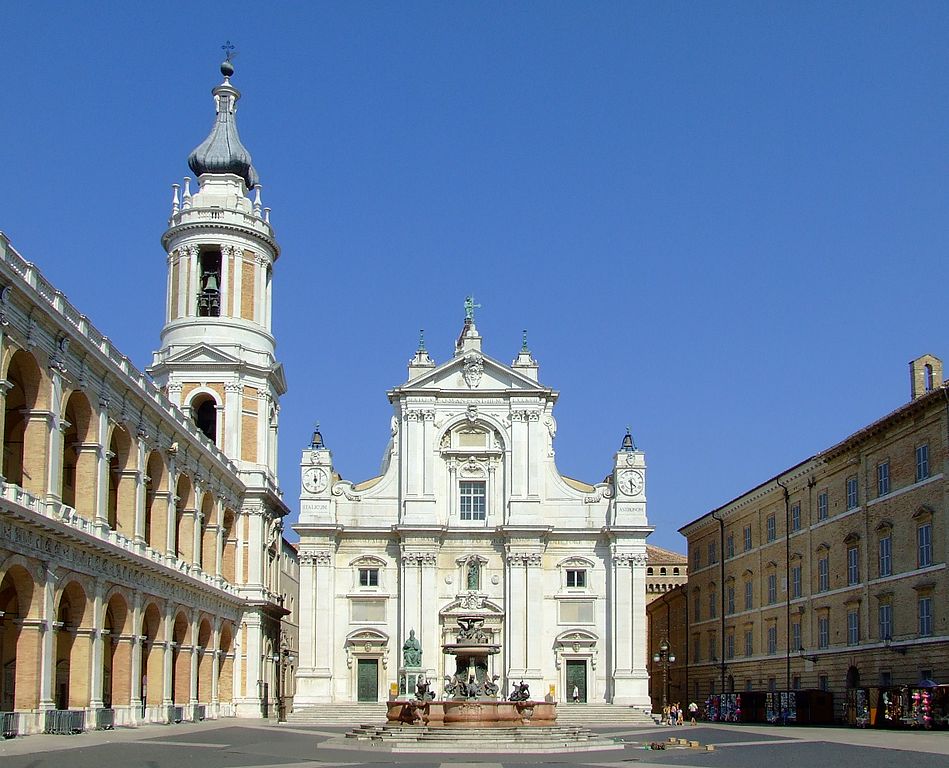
{"left": 0, "top": 719, "right": 947, "bottom": 768}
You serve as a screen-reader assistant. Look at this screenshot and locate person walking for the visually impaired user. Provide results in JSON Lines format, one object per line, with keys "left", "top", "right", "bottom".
{"left": 572, "top": 684, "right": 579, "bottom": 703}
{"left": 677, "top": 703, "right": 685, "bottom": 726}
{"left": 688, "top": 701, "right": 698, "bottom": 724}
{"left": 670, "top": 703, "right": 678, "bottom": 725}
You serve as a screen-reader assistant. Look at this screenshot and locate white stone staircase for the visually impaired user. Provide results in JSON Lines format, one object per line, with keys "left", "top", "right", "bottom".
{"left": 554, "top": 703, "right": 658, "bottom": 726}
{"left": 287, "top": 701, "right": 658, "bottom": 728}
{"left": 287, "top": 702, "right": 388, "bottom": 726}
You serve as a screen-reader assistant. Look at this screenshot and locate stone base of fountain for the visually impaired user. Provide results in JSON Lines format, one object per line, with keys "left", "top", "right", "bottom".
{"left": 387, "top": 699, "right": 556, "bottom": 727}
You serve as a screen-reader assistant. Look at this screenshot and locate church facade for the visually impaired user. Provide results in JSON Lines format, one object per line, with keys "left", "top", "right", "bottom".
{"left": 294, "top": 317, "right": 652, "bottom": 707}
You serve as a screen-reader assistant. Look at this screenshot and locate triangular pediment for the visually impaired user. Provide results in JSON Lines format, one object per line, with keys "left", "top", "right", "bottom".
{"left": 162, "top": 343, "right": 243, "bottom": 367}
{"left": 396, "top": 352, "right": 550, "bottom": 396}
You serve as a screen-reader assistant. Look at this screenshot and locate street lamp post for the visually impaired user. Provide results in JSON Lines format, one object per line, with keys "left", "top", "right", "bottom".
{"left": 652, "top": 638, "right": 677, "bottom": 712}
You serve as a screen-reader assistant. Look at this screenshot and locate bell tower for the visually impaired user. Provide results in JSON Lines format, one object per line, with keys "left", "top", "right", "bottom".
{"left": 149, "top": 57, "right": 287, "bottom": 480}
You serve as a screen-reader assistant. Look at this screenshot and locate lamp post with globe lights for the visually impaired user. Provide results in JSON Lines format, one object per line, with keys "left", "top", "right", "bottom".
{"left": 653, "top": 638, "right": 676, "bottom": 712}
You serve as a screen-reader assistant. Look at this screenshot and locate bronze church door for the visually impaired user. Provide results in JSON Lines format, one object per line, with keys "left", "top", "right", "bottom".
{"left": 357, "top": 659, "right": 378, "bottom": 702}
{"left": 566, "top": 659, "right": 587, "bottom": 703}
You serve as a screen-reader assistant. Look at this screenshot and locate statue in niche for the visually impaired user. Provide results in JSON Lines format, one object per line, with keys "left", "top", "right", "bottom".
{"left": 402, "top": 629, "right": 422, "bottom": 667}
{"left": 467, "top": 560, "right": 481, "bottom": 591}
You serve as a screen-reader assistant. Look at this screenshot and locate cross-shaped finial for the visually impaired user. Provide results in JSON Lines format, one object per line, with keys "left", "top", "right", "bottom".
{"left": 464, "top": 295, "right": 482, "bottom": 321}
{"left": 222, "top": 40, "right": 236, "bottom": 61}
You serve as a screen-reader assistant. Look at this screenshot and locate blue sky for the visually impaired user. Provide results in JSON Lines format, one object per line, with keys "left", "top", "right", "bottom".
{"left": 3, "top": 3, "right": 948, "bottom": 550}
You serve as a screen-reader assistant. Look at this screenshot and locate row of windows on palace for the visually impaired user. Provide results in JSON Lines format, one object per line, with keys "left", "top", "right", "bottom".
{"left": 690, "top": 516, "right": 936, "bottom": 619}
{"left": 688, "top": 590, "right": 936, "bottom": 665}
{"left": 691, "top": 444, "right": 934, "bottom": 572}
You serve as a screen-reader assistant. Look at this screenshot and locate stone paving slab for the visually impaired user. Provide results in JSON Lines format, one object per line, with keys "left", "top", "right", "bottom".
{"left": 0, "top": 719, "right": 947, "bottom": 768}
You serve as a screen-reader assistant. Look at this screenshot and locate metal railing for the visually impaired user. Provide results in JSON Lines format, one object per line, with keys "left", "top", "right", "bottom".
{"left": 44, "top": 709, "right": 85, "bottom": 735}
{"left": 94, "top": 708, "right": 115, "bottom": 730}
{"left": 2, "top": 712, "right": 18, "bottom": 739}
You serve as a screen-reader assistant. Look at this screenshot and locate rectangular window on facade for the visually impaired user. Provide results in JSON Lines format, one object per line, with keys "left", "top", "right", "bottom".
{"left": 709, "top": 633, "right": 717, "bottom": 660}
{"left": 744, "top": 581, "right": 753, "bottom": 610}
{"left": 744, "top": 630, "right": 753, "bottom": 657}
{"left": 693, "top": 590, "right": 701, "bottom": 622}
{"left": 818, "top": 556, "right": 829, "bottom": 592}
{"left": 768, "top": 625, "right": 777, "bottom": 655}
{"left": 709, "top": 591, "right": 717, "bottom": 619}
{"left": 880, "top": 671, "right": 892, "bottom": 687}
{"left": 790, "top": 503, "right": 801, "bottom": 532}
{"left": 847, "top": 546, "right": 859, "bottom": 586}
{"left": 877, "top": 461, "right": 890, "bottom": 496}
{"left": 791, "top": 565, "right": 802, "bottom": 599}
{"left": 819, "top": 675, "right": 829, "bottom": 691}
{"left": 846, "top": 476, "right": 858, "bottom": 510}
{"left": 693, "top": 634, "right": 701, "bottom": 662}
{"left": 726, "top": 633, "right": 735, "bottom": 659}
{"left": 459, "top": 480, "right": 487, "bottom": 520}
{"left": 693, "top": 547, "right": 702, "bottom": 569}
{"left": 744, "top": 525, "right": 752, "bottom": 551}
{"left": 767, "top": 573, "right": 777, "bottom": 604}
{"left": 919, "top": 596, "right": 933, "bottom": 637}
{"left": 792, "top": 621, "right": 801, "bottom": 651}
{"left": 358, "top": 567, "right": 379, "bottom": 587}
{"left": 818, "top": 491, "right": 828, "bottom": 521}
{"left": 916, "top": 444, "right": 929, "bottom": 482}
{"left": 879, "top": 535, "right": 892, "bottom": 577}
{"left": 727, "top": 585, "right": 735, "bottom": 615}
{"left": 878, "top": 603, "right": 892, "bottom": 640}
{"left": 792, "top": 675, "right": 801, "bottom": 690}
{"left": 918, "top": 523, "right": 933, "bottom": 568}
{"left": 766, "top": 515, "right": 776, "bottom": 542}
{"left": 768, "top": 677, "right": 777, "bottom": 691}
{"left": 708, "top": 540, "right": 718, "bottom": 564}
{"left": 847, "top": 609, "right": 859, "bottom": 646}
{"left": 818, "top": 615, "right": 830, "bottom": 649}
{"left": 566, "top": 569, "right": 586, "bottom": 588}
{"left": 726, "top": 534, "right": 734, "bottom": 559}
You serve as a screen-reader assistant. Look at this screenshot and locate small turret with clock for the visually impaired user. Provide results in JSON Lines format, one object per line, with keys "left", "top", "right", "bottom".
{"left": 301, "top": 423, "right": 332, "bottom": 499}
{"left": 611, "top": 427, "right": 647, "bottom": 527}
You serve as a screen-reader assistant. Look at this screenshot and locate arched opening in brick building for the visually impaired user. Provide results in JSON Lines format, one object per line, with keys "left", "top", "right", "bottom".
{"left": 141, "top": 603, "right": 163, "bottom": 708}
{"left": 175, "top": 476, "right": 195, "bottom": 563}
{"left": 172, "top": 611, "right": 190, "bottom": 705}
{"left": 197, "top": 618, "right": 212, "bottom": 702}
{"left": 3, "top": 350, "right": 46, "bottom": 492}
{"left": 55, "top": 580, "right": 90, "bottom": 710}
{"left": 0, "top": 564, "right": 35, "bottom": 710}
{"left": 103, "top": 593, "right": 131, "bottom": 709}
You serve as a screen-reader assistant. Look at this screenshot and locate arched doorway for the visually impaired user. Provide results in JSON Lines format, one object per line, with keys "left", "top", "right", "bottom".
{"left": 103, "top": 593, "right": 131, "bottom": 709}
{"left": 61, "top": 391, "right": 95, "bottom": 516}
{"left": 197, "top": 619, "right": 212, "bottom": 703}
{"left": 171, "top": 611, "right": 191, "bottom": 705}
{"left": 3, "top": 350, "right": 48, "bottom": 494}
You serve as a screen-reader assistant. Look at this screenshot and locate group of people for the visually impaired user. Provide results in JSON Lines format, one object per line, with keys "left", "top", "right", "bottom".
{"left": 662, "top": 701, "right": 699, "bottom": 725}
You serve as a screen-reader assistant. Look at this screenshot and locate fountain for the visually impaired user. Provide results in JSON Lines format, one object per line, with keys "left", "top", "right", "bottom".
{"left": 386, "top": 616, "right": 556, "bottom": 727}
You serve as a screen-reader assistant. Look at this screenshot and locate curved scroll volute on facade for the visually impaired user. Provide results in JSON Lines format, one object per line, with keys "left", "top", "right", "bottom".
{"left": 3, "top": 350, "right": 49, "bottom": 494}
{"left": 61, "top": 390, "right": 95, "bottom": 517}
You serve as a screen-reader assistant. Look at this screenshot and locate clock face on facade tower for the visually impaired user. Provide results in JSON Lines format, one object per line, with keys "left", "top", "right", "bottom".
{"left": 618, "top": 469, "right": 644, "bottom": 496}
{"left": 302, "top": 467, "right": 328, "bottom": 494}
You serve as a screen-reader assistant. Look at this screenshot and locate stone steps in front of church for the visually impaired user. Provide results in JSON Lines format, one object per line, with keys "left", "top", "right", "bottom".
{"left": 555, "top": 703, "right": 659, "bottom": 725}
{"left": 288, "top": 702, "right": 658, "bottom": 727}
{"left": 287, "top": 703, "right": 389, "bottom": 725}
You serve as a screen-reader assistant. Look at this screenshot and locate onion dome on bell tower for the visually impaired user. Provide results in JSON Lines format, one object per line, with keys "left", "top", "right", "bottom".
{"left": 187, "top": 58, "right": 260, "bottom": 190}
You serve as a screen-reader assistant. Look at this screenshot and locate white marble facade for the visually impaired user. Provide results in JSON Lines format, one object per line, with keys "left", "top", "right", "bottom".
{"left": 294, "top": 314, "right": 652, "bottom": 707}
